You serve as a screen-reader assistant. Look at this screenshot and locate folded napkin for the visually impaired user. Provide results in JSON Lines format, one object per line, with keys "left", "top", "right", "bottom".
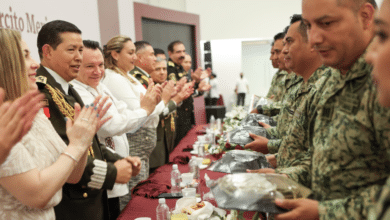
{"left": 172, "top": 155, "right": 190, "bottom": 164}
{"left": 132, "top": 179, "right": 171, "bottom": 198}
{"left": 196, "top": 130, "right": 207, "bottom": 135}
{"left": 182, "top": 145, "right": 194, "bottom": 152}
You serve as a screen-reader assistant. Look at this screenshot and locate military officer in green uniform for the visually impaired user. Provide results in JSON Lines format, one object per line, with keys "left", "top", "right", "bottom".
{"left": 36, "top": 20, "right": 140, "bottom": 220}
{"left": 148, "top": 57, "right": 188, "bottom": 173}
{"left": 167, "top": 41, "right": 194, "bottom": 146}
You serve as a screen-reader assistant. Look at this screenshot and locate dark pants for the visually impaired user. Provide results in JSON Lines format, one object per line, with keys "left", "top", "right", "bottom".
{"left": 108, "top": 197, "right": 120, "bottom": 220}
{"left": 237, "top": 93, "right": 246, "bottom": 106}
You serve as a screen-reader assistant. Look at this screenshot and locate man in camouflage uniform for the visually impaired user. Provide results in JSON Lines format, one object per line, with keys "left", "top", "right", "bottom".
{"left": 266, "top": 36, "right": 282, "bottom": 100}
{"left": 266, "top": 32, "right": 290, "bottom": 102}
{"left": 274, "top": 1, "right": 390, "bottom": 219}
{"left": 245, "top": 15, "right": 325, "bottom": 157}
{"left": 253, "top": 33, "right": 291, "bottom": 117}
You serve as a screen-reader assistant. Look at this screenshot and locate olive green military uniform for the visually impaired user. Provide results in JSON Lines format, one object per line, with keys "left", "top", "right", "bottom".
{"left": 265, "top": 73, "right": 303, "bottom": 154}
{"left": 149, "top": 101, "right": 177, "bottom": 170}
{"left": 368, "top": 178, "right": 390, "bottom": 220}
{"left": 274, "top": 66, "right": 332, "bottom": 187}
{"left": 266, "top": 70, "right": 289, "bottom": 102}
{"left": 36, "top": 66, "right": 122, "bottom": 220}
{"left": 283, "top": 54, "right": 390, "bottom": 219}
{"left": 256, "top": 71, "right": 295, "bottom": 117}
{"left": 167, "top": 58, "right": 195, "bottom": 146}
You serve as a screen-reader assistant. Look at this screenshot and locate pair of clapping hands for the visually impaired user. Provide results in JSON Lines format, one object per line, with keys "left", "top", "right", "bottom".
{"left": 140, "top": 78, "right": 195, "bottom": 115}
{"left": 191, "top": 67, "right": 212, "bottom": 92}
{"left": 68, "top": 95, "right": 142, "bottom": 183}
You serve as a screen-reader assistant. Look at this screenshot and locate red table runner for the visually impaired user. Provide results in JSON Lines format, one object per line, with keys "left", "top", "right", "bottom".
{"left": 118, "top": 125, "right": 258, "bottom": 220}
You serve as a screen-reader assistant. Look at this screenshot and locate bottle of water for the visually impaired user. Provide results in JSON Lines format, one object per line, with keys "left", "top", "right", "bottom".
{"left": 170, "top": 164, "right": 181, "bottom": 193}
{"left": 210, "top": 115, "right": 215, "bottom": 130}
{"left": 189, "top": 156, "right": 200, "bottom": 180}
{"left": 156, "top": 198, "right": 170, "bottom": 220}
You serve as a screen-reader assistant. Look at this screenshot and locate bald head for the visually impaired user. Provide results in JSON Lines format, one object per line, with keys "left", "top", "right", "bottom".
{"left": 336, "top": 0, "right": 377, "bottom": 12}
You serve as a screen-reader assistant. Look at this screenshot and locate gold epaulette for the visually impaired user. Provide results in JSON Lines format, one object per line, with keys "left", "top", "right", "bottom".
{"left": 168, "top": 73, "right": 177, "bottom": 82}
{"left": 171, "top": 114, "right": 175, "bottom": 132}
{"left": 141, "top": 75, "right": 149, "bottom": 83}
{"left": 36, "top": 76, "right": 47, "bottom": 84}
{"left": 168, "top": 61, "right": 175, "bottom": 67}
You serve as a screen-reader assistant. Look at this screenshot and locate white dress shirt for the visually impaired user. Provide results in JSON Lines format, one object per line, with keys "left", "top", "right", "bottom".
{"left": 44, "top": 67, "right": 69, "bottom": 94}
{"left": 71, "top": 80, "right": 149, "bottom": 198}
{"left": 102, "top": 69, "right": 165, "bottom": 129}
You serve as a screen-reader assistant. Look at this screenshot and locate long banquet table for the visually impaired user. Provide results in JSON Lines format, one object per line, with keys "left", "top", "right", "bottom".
{"left": 118, "top": 124, "right": 257, "bottom": 220}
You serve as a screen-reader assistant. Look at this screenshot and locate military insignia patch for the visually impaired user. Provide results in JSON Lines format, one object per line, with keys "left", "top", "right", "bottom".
{"left": 168, "top": 61, "right": 175, "bottom": 67}
{"left": 178, "top": 73, "right": 183, "bottom": 78}
{"left": 322, "top": 105, "right": 334, "bottom": 121}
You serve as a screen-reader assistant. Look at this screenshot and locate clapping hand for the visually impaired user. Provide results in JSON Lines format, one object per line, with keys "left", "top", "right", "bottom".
{"left": 191, "top": 67, "right": 203, "bottom": 83}
{"left": 140, "top": 79, "right": 161, "bottom": 115}
{"left": 66, "top": 95, "right": 111, "bottom": 151}
{"left": 114, "top": 159, "right": 133, "bottom": 183}
{"left": 197, "top": 80, "right": 211, "bottom": 92}
{"left": 125, "top": 156, "right": 142, "bottom": 176}
{"left": 0, "top": 89, "right": 45, "bottom": 164}
{"left": 161, "top": 80, "right": 176, "bottom": 105}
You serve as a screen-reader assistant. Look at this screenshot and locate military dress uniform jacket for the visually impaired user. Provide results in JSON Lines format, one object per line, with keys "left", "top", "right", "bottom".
{"left": 285, "top": 54, "right": 390, "bottom": 219}
{"left": 167, "top": 59, "right": 195, "bottom": 146}
{"left": 130, "top": 66, "right": 149, "bottom": 88}
{"left": 36, "top": 66, "right": 122, "bottom": 220}
{"left": 150, "top": 100, "right": 177, "bottom": 169}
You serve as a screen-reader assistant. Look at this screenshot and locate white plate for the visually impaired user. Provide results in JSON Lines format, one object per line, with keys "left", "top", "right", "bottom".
{"left": 199, "top": 164, "right": 208, "bottom": 169}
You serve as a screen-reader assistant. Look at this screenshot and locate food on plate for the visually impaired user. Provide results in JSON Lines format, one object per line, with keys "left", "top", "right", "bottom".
{"left": 181, "top": 201, "right": 206, "bottom": 215}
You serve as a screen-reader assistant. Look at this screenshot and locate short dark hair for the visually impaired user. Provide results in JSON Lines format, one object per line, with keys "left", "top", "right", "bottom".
{"left": 83, "top": 40, "right": 103, "bottom": 53}
{"left": 289, "top": 14, "right": 308, "bottom": 42}
{"left": 37, "top": 20, "right": 81, "bottom": 59}
{"left": 154, "top": 48, "right": 165, "bottom": 56}
{"left": 273, "top": 32, "right": 285, "bottom": 41}
{"left": 168, "top": 40, "right": 183, "bottom": 52}
{"left": 283, "top": 25, "right": 290, "bottom": 35}
{"left": 134, "top": 41, "right": 151, "bottom": 53}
